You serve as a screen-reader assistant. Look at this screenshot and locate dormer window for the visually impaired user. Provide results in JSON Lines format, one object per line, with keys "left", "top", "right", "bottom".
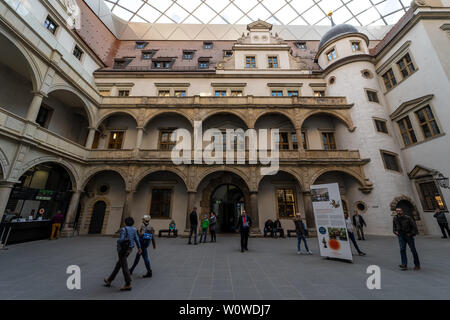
{"left": 136, "top": 42, "right": 148, "bottom": 49}
{"left": 114, "top": 58, "right": 133, "bottom": 69}
{"left": 204, "top": 41, "right": 213, "bottom": 49}
{"left": 152, "top": 58, "right": 173, "bottom": 69}
{"left": 224, "top": 51, "right": 233, "bottom": 58}
{"left": 198, "top": 58, "right": 210, "bottom": 69}
{"left": 295, "top": 42, "right": 307, "bottom": 49}
{"left": 142, "top": 51, "right": 155, "bottom": 60}
{"left": 326, "top": 48, "right": 337, "bottom": 61}
{"left": 183, "top": 51, "right": 194, "bottom": 60}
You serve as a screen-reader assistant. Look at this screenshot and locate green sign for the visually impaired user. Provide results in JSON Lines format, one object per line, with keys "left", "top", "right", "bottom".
{"left": 36, "top": 190, "right": 54, "bottom": 201}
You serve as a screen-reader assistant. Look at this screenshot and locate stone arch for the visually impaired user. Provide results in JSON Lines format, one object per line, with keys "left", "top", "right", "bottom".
{"left": 201, "top": 110, "right": 250, "bottom": 128}
{"left": 300, "top": 110, "right": 354, "bottom": 131}
{"left": 46, "top": 84, "right": 95, "bottom": 127}
{"left": 0, "top": 25, "right": 42, "bottom": 91}
{"left": 390, "top": 195, "right": 420, "bottom": 219}
{"left": 80, "top": 167, "right": 128, "bottom": 191}
{"left": 310, "top": 167, "right": 367, "bottom": 190}
{"left": 83, "top": 196, "right": 111, "bottom": 235}
{"left": 252, "top": 110, "right": 297, "bottom": 129}
{"left": 256, "top": 168, "right": 305, "bottom": 191}
{"left": 194, "top": 167, "right": 250, "bottom": 192}
{"left": 133, "top": 166, "right": 188, "bottom": 191}
{"left": 18, "top": 157, "right": 79, "bottom": 190}
{"left": 144, "top": 110, "right": 194, "bottom": 128}
{"left": 0, "top": 147, "right": 10, "bottom": 180}
{"left": 96, "top": 110, "right": 138, "bottom": 129}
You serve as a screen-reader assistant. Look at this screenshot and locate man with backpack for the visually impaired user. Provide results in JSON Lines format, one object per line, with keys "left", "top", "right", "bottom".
{"left": 393, "top": 208, "right": 420, "bottom": 271}
{"left": 294, "top": 213, "right": 312, "bottom": 255}
{"left": 104, "top": 217, "right": 141, "bottom": 291}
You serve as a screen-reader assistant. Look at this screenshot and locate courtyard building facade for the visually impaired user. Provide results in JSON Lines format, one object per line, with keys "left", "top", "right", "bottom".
{"left": 0, "top": 0, "right": 449, "bottom": 241}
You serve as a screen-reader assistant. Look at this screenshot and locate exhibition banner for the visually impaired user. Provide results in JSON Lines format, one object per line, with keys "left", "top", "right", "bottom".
{"left": 310, "top": 183, "right": 353, "bottom": 262}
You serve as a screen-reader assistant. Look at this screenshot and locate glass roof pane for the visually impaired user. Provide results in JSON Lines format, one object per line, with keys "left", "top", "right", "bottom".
{"left": 102, "top": 0, "right": 410, "bottom": 26}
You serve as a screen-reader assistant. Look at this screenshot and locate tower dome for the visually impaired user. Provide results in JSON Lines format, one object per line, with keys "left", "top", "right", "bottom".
{"left": 318, "top": 24, "right": 359, "bottom": 51}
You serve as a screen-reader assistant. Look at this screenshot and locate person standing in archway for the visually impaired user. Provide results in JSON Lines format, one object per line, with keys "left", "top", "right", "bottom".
{"left": 49, "top": 210, "right": 64, "bottom": 240}
{"left": 237, "top": 210, "right": 252, "bottom": 252}
{"left": 393, "top": 208, "right": 420, "bottom": 271}
{"left": 188, "top": 207, "right": 198, "bottom": 245}
{"left": 209, "top": 211, "right": 217, "bottom": 242}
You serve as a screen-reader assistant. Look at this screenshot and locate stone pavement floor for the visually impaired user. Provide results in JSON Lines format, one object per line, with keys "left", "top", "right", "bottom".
{"left": 0, "top": 234, "right": 450, "bottom": 300}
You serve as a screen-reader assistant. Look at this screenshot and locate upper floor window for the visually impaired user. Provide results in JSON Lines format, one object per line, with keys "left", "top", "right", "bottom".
{"left": 288, "top": 91, "right": 299, "bottom": 97}
{"left": 159, "top": 130, "right": 176, "bottom": 150}
{"left": 277, "top": 132, "right": 290, "bottom": 150}
{"left": 301, "top": 131, "right": 308, "bottom": 150}
{"left": 292, "top": 132, "right": 298, "bottom": 150}
{"left": 366, "top": 90, "right": 379, "bottom": 103}
{"left": 204, "top": 42, "right": 213, "bottom": 49}
{"left": 224, "top": 50, "right": 233, "bottom": 57}
{"left": 322, "top": 132, "right": 336, "bottom": 150}
{"left": 199, "top": 60, "right": 209, "bottom": 69}
{"left": 215, "top": 90, "right": 227, "bottom": 97}
{"left": 271, "top": 91, "right": 283, "bottom": 97}
{"left": 416, "top": 105, "right": 440, "bottom": 139}
{"left": 295, "top": 42, "right": 307, "bottom": 49}
{"left": 136, "top": 42, "right": 147, "bottom": 49}
{"left": 174, "top": 90, "right": 186, "bottom": 97}
{"left": 99, "top": 89, "right": 110, "bottom": 97}
{"left": 326, "top": 48, "right": 337, "bottom": 61}
{"left": 36, "top": 105, "right": 53, "bottom": 128}
{"left": 142, "top": 51, "right": 155, "bottom": 60}
{"left": 268, "top": 56, "right": 278, "bottom": 68}
{"left": 44, "top": 16, "right": 58, "bottom": 34}
{"left": 382, "top": 68, "right": 397, "bottom": 90}
{"left": 398, "top": 116, "right": 417, "bottom": 146}
{"left": 108, "top": 131, "right": 124, "bottom": 149}
{"left": 381, "top": 150, "right": 401, "bottom": 172}
{"left": 73, "top": 45, "right": 84, "bottom": 61}
{"left": 246, "top": 56, "right": 256, "bottom": 68}
{"left": 374, "top": 119, "right": 388, "bottom": 134}
{"left": 397, "top": 53, "right": 416, "bottom": 78}
{"left": 158, "top": 90, "right": 170, "bottom": 97}
{"left": 351, "top": 41, "right": 361, "bottom": 52}
{"left": 183, "top": 51, "right": 194, "bottom": 60}
{"left": 230, "top": 90, "right": 243, "bottom": 97}
{"left": 314, "top": 90, "right": 325, "bottom": 97}
{"left": 418, "top": 181, "right": 447, "bottom": 211}
{"left": 118, "top": 90, "right": 130, "bottom": 97}
{"left": 153, "top": 61, "right": 172, "bottom": 69}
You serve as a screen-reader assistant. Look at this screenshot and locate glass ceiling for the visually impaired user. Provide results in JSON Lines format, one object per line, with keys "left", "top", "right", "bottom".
{"left": 104, "top": 0, "right": 411, "bottom": 26}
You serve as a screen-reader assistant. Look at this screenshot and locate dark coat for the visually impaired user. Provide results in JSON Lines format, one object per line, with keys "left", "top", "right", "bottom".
{"left": 209, "top": 215, "right": 217, "bottom": 231}
{"left": 237, "top": 214, "right": 252, "bottom": 231}
{"left": 393, "top": 214, "right": 418, "bottom": 237}
{"left": 434, "top": 212, "right": 448, "bottom": 225}
{"left": 264, "top": 220, "right": 273, "bottom": 230}
{"left": 273, "top": 220, "right": 282, "bottom": 230}
{"left": 294, "top": 219, "right": 307, "bottom": 236}
{"left": 352, "top": 214, "right": 367, "bottom": 228}
{"left": 189, "top": 211, "right": 198, "bottom": 227}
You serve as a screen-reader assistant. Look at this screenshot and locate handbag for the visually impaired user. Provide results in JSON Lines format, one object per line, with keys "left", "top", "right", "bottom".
{"left": 142, "top": 232, "right": 153, "bottom": 240}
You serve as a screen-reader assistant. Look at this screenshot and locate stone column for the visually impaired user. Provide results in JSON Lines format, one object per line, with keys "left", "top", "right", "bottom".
{"left": 120, "top": 190, "right": 134, "bottom": 227}
{"left": 62, "top": 190, "right": 82, "bottom": 236}
{"left": 135, "top": 127, "right": 144, "bottom": 150}
{"left": 26, "top": 92, "right": 45, "bottom": 122}
{"left": 295, "top": 127, "right": 305, "bottom": 156}
{"left": 185, "top": 191, "right": 196, "bottom": 231}
{"left": 85, "top": 128, "right": 96, "bottom": 148}
{"left": 302, "top": 191, "right": 315, "bottom": 229}
{"left": 0, "top": 182, "right": 14, "bottom": 222}
{"left": 250, "top": 191, "right": 261, "bottom": 233}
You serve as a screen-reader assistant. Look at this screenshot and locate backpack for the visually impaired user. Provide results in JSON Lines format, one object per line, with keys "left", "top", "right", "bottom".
{"left": 119, "top": 227, "right": 131, "bottom": 253}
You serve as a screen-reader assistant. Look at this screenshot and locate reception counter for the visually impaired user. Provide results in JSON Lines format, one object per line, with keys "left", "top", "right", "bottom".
{"left": 0, "top": 220, "right": 52, "bottom": 245}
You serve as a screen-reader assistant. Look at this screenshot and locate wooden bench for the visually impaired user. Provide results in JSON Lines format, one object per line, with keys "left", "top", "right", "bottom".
{"left": 158, "top": 229, "right": 178, "bottom": 237}
{"left": 287, "top": 229, "right": 297, "bottom": 237}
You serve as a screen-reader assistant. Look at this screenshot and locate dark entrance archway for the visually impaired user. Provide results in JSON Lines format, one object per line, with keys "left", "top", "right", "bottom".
{"left": 396, "top": 200, "right": 420, "bottom": 221}
{"left": 88, "top": 201, "right": 106, "bottom": 234}
{"left": 210, "top": 184, "right": 245, "bottom": 233}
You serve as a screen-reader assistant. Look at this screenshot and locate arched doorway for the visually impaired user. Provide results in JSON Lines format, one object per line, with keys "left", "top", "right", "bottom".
{"left": 210, "top": 184, "right": 245, "bottom": 232}
{"left": 88, "top": 201, "right": 106, "bottom": 234}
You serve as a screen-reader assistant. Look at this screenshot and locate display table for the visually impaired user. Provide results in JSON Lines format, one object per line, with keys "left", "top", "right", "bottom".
{"left": 0, "top": 220, "right": 52, "bottom": 245}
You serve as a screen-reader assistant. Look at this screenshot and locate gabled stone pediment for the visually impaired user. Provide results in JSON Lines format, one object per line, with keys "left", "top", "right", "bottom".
{"left": 247, "top": 20, "right": 273, "bottom": 31}
{"left": 408, "top": 165, "right": 438, "bottom": 179}
{"left": 390, "top": 94, "right": 434, "bottom": 120}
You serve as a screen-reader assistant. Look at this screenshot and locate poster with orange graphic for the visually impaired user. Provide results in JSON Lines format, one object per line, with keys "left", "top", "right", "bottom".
{"left": 310, "top": 183, "right": 353, "bottom": 262}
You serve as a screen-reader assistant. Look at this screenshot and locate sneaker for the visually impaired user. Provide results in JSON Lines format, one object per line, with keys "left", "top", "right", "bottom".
{"left": 399, "top": 264, "right": 408, "bottom": 270}
{"left": 297, "top": 251, "right": 302, "bottom": 255}
{"left": 307, "top": 251, "right": 313, "bottom": 255}
{"left": 104, "top": 278, "right": 111, "bottom": 287}
{"left": 143, "top": 270, "right": 152, "bottom": 278}
{"left": 414, "top": 266, "right": 421, "bottom": 271}
{"left": 120, "top": 284, "right": 132, "bottom": 291}
{"left": 358, "top": 252, "right": 366, "bottom": 256}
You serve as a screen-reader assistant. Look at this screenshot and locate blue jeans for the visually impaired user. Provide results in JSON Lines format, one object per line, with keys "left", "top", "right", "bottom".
{"left": 348, "top": 231, "right": 363, "bottom": 254}
{"left": 199, "top": 228, "right": 207, "bottom": 243}
{"left": 297, "top": 234, "right": 309, "bottom": 252}
{"left": 398, "top": 235, "right": 420, "bottom": 267}
{"left": 189, "top": 225, "right": 197, "bottom": 243}
{"left": 130, "top": 240, "right": 151, "bottom": 272}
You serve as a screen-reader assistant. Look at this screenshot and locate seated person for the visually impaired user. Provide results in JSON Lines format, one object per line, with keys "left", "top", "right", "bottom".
{"left": 168, "top": 220, "right": 176, "bottom": 237}
{"left": 264, "top": 219, "right": 274, "bottom": 237}
{"left": 273, "top": 219, "right": 285, "bottom": 238}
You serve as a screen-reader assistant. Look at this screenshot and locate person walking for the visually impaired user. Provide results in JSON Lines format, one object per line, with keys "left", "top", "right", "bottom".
{"left": 237, "top": 210, "right": 252, "bottom": 252}
{"left": 294, "top": 213, "right": 312, "bottom": 254}
{"left": 129, "top": 215, "right": 156, "bottom": 278}
{"left": 199, "top": 213, "right": 209, "bottom": 243}
{"left": 49, "top": 210, "right": 64, "bottom": 240}
{"left": 344, "top": 212, "right": 366, "bottom": 256}
{"left": 104, "top": 217, "right": 141, "bottom": 291}
{"left": 209, "top": 211, "right": 217, "bottom": 242}
{"left": 433, "top": 208, "right": 450, "bottom": 238}
{"left": 188, "top": 207, "right": 198, "bottom": 245}
{"left": 393, "top": 208, "right": 420, "bottom": 270}
{"left": 352, "top": 210, "right": 367, "bottom": 240}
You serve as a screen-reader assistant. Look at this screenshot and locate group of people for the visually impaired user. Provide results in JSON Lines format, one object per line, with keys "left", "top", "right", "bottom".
{"left": 263, "top": 219, "right": 285, "bottom": 238}
{"left": 188, "top": 207, "right": 217, "bottom": 244}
